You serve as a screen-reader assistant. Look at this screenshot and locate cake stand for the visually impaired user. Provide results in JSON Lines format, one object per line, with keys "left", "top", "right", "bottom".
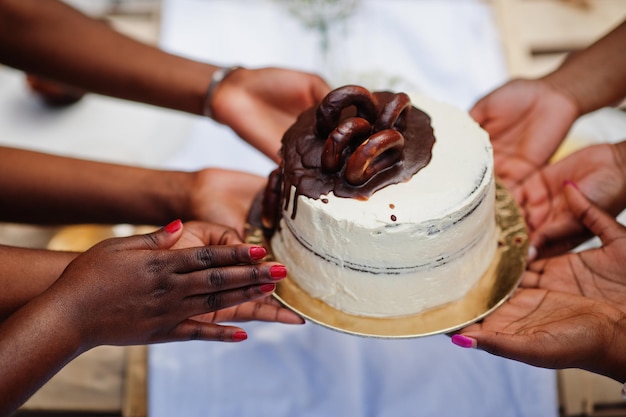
{"left": 245, "top": 181, "right": 528, "bottom": 338}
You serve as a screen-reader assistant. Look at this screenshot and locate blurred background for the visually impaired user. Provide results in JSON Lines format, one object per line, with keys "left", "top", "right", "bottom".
{"left": 2, "top": 0, "right": 626, "bottom": 416}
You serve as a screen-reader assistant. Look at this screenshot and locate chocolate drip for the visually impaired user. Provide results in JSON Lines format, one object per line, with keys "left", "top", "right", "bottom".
{"left": 263, "top": 88, "right": 436, "bottom": 236}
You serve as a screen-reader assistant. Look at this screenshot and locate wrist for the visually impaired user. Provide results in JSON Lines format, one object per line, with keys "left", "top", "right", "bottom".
{"left": 540, "top": 71, "right": 585, "bottom": 119}
{"left": 600, "top": 312, "right": 626, "bottom": 383}
{"left": 202, "top": 65, "right": 242, "bottom": 120}
{"left": 153, "top": 170, "right": 194, "bottom": 223}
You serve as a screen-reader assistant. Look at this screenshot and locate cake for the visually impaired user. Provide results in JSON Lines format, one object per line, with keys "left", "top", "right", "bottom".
{"left": 262, "top": 85, "right": 497, "bottom": 318}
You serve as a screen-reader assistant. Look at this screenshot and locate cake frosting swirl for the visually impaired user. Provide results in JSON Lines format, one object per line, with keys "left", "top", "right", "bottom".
{"left": 263, "top": 85, "right": 497, "bottom": 318}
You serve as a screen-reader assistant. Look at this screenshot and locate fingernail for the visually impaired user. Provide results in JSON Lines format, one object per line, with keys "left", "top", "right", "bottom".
{"left": 164, "top": 219, "right": 182, "bottom": 233}
{"left": 451, "top": 334, "right": 477, "bottom": 349}
{"left": 527, "top": 245, "right": 537, "bottom": 262}
{"left": 260, "top": 283, "right": 276, "bottom": 293}
{"left": 563, "top": 180, "right": 579, "bottom": 190}
{"left": 270, "top": 265, "right": 287, "bottom": 280}
{"left": 249, "top": 246, "right": 267, "bottom": 261}
{"left": 233, "top": 331, "right": 248, "bottom": 341}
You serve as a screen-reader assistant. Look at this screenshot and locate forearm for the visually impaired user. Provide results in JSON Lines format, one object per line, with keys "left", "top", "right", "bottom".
{"left": 0, "top": 245, "right": 77, "bottom": 321}
{"left": 0, "top": 291, "right": 84, "bottom": 416}
{"left": 542, "top": 20, "right": 626, "bottom": 116}
{"left": 0, "top": 147, "right": 192, "bottom": 225}
{"left": 0, "top": 0, "right": 216, "bottom": 115}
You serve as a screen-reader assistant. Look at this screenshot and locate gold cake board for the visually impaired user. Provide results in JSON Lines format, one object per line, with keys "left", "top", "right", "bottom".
{"left": 246, "top": 181, "right": 528, "bottom": 338}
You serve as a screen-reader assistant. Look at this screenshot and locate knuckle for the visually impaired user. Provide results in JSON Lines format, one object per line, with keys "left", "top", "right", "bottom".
{"left": 141, "top": 232, "right": 160, "bottom": 249}
{"left": 248, "top": 266, "right": 262, "bottom": 284}
{"left": 242, "top": 285, "right": 257, "bottom": 300}
{"left": 189, "top": 324, "right": 201, "bottom": 341}
{"left": 206, "top": 293, "right": 222, "bottom": 311}
{"left": 196, "top": 247, "right": 218, "bottom": 267}
{"left": 206, "top": 269, "right": 227, "bottom": 289}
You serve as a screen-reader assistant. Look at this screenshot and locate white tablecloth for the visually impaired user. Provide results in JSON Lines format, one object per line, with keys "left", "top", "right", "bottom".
{"left": 149, "top": 1, "right": 559, "bottom": 417}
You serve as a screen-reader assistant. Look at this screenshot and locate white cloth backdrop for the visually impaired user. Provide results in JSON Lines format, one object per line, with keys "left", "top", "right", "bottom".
{"left": 151, "top": 1, "right": 559, "bottom": 416}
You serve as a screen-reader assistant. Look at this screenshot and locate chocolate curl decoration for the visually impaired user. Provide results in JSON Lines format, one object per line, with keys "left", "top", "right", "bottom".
{"left": 315, "top": 85, "right": 378, "bottom": 138}
{"left": 374, "top": 92, "right": 411, "bottom": 132}
{"left": 321, "top": 117, "right": 372, "bottom": 173}
{"left": 316, "top": 87, "right": 411, "bottom": 186}
{"left": 345, "top": 130, "right": 405, "bottom": 186}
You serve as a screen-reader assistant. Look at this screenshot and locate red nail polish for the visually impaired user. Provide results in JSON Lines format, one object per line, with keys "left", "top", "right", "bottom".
{"left": 164, "top": 219, "right": 182, "bottom": 233}
{"left": 233, "top": 331, "right": 248, "bottom": 341}
{"left": 270, "top": 265, "right": 287, "bottom": 280}
{"left": 249, "top": 246, "right": 267, "bottom": 261}
{"left": 563, "top": 180, "right": 579, "bottom": 190}
{"left": 260, "top": 283, "right": 276, "bottom": 293}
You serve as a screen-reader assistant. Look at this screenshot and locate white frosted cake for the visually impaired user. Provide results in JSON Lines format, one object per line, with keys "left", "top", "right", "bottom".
{"left": 262, "top": 85, "right": 497, "bottom": 318}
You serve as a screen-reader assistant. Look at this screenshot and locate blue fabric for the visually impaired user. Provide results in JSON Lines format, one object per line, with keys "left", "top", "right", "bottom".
{"left": 149, "top": 322, "right": 557, "bottom": 417}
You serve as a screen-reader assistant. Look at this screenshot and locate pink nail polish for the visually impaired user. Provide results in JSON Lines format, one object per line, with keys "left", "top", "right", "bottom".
{"left": 233, "top": 331, "right": 248, "bottom": 341}
{"left": 260, "top": 283, "right": 276, "bottom": 293}
{"left": 270, "top": 265, "right": 287, "bottom": 280}
{"left": 563, "top": 180, "right": 579, "bottom": 190}
{"left": 164, "top": 219, "right": 182, "bottom": 233}
{"left": 451, "top": 334, "right": 477, "bottom": 348}
{"left": 249, "top": 246, "right": 267, "bottom": 261}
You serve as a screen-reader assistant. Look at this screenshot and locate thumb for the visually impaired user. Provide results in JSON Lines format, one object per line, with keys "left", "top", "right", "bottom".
{"left": 564, "top": 181, "right": 626, "bottom": 245}
{"left": 108, "top": 219, "right": 184, "bottom": 251}
{"left": 469, "top": 98, "right": 487, "bottom": 125}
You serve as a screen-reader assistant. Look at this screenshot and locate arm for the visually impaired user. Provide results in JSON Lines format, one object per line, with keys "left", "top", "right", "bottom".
{"left": 0, "top": 222, "right": 294, "bottom": 416}
{"left": 542, "top": 20, "right": 626, "bottom": 116}
{"left": 0, "top": 146, "right": 189, "bottom": 225}
{"left": 470, "top": 20, "right": 626, "bottom": 187}
{"left": 0, "top": 0, "right": 212, "bottom": 115}
{"left": 0, "top": 0, "right": 330, "bottom": 160}
{"left": 0, "top": 146, "right": 265, "bottom": 235}
{"left": 0, "top": 245, "right": 77, "bottom": 321}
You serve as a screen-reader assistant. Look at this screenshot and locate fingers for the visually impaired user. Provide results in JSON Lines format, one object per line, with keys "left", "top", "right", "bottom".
{"left": 452, "top": 330, "right": 528, "bottom": 363}
{"left": 167, "top": 319, "right": 249, "bottom": 343}
{"left": 177, "top": 259, "right": 289, "bottom": 317}
{"left": 564, "top": 181, "right": 626, "bottom": 245}
{"left": 205, "top": 298, "right": 305, "bottom": 325}
{"left": 184, "top": 282, "right": 278, "bottom": 317}
{"left": 167, "top": 244, "right": 272, "bottom": 273}
{"left": 529, "top": 215, "right": 588, "bottom": 259}
{"left": 236, "top": 298, "right": 305, "bottom": 324}
{"left": 468, "top": 99, "right": 487, "bottom": 125}
{"left": 100, "top": 219, "right": 184, "bottom": 252}
{"left": 181, "top": 262, "right": 286, "bottom": 295}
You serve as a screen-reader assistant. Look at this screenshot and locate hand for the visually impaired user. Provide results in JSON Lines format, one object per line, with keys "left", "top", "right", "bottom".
{"left": 194, "top": 297, "right": 304, "bottom": 325}
{"left": 212, "top": 67, "right": 331, "bottom": 161}
{"left": 522, "top": 182, "right": 626, "bottom": 309}
{"left": 470, "top": 78, "right": 578, "bottom": 188}
{"left": 453, "top": 289, "right": 626, "bottom": 382}
{"left": 170, "top": 221, "right": 304, "bottom": 325}
{"left": 514, "top": 142, "right": 626, "bottom": 258}
{"left": 46, "top": 220, "right": 288, "bottom": 349}
{"left": 452, "top": 184, "right": 626, "bottom": 382}
{"left": 170, "top": 219, "right": 244, "bottom": 249}
{"left": 187, "top": 168, "right": 267, "bottom": 237}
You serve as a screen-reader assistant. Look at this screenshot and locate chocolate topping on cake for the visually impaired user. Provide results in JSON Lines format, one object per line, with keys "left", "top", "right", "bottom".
{"left": 262, "top": 85, "right": 435, "bottom": 236}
